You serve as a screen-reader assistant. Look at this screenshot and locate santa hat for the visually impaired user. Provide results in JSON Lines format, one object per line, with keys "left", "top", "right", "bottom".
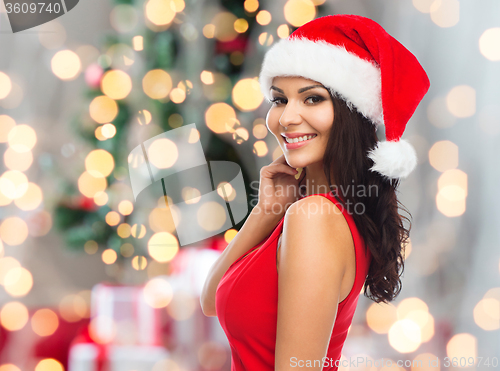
{"left": 259, "top": 14, "right": 430, "bottom": 180}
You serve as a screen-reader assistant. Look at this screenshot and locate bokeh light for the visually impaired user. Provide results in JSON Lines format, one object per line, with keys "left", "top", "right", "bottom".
{"left": 4, "top": 147, "right": 33, "bottom": 171}
{"left": 132, "top": 255, "right": 148, "bottom": 270}
{"left": 143, "top": 69, "right": 172, "bottom": 99}
{"left": 446, "top": 333, "right": 477, "bottom": 359}
{"left": 148, "top": 232, "right": 179, "bottom": 263}
{"left": 258, "top": 32, "right": 273, "bottom": 46}
{"left": 0, "top": 115, "right": 16, "bottom": 142}
{"left": 106, "top": 211, "right": 121, "bottom": 226}
{"left": 59, "top": 294, "right": 88, "bottom": 322}
{"left": 412, "top": 0, "right": 434, "bottom": 13}
{"left": 101, "top": 123, "right": 116, "bottom": 138}
{"left": 224, "top": 229, "right": 237, "bottom": 243}
{"left": 7, "top": 124, "right": 37, "bottom": 153}
{"left": 0, "top": 170, "right": 28, "bottom": 199}
{"left": 253, "top": 122, "right": 267, "bottom": 139}
{"left": 85, "top": 149, "right": 115, "bottom": 178}
{"left": 479, "top": 28, "right": 500, "bottom": 61}
{"left": 234, "top": 18, "right": 249, "bottom": 33}
{"left": 169, "top": 87, "right": 186, "bottom": 103}
{"left": 0, "top": 257, "right": 21, "bottom": 285}
{"left": 78, "top": 171, "right": 107, "bottom": 198}
{"left": 147, "top": 138, "right": 178, "bottom": 169}
{"left": 84, "top": 240, "right": 98, "bottom": 255}
{"left": 117, "top": 223, "right": 131, "bottom": 238}
{"left": 473, "top": 296, "right": 500, "bottom": 331}
{"left": 143, "top": 277, "right": 173, "bottom": 308}
{"left": 0, "top": 364, "right": 21, "bottom": 371}
{"left": 167, "top": 290, "right": 197, "bottom": 321}
{"left": 145, "top": 0, "right": 176, "bottom": 26}
{"left": 0, "top": 301, "right": 29, "bottom": 331}
{"left": 243, "top": 0, "right": 258, "bottom": 13}
{"left": 436, "top": 169, "right": 467, "bottom": 217}
{"left": 388, "top": 319, "right": 422, "bottom": 353}
{"left": 118, "top": 200, "right": 133, "bottom": 215}
{"left": 182, "top": 187, "right": 201, "bottom": 204}
{"left": 200, "top": 71, "right": 214, "bottom": 84}
{"left": 205, "top": 103, "right": 237, "bottom": 134}
{"left": 197, "top": 202, "right": 226, "bottom": 231}
{"left": 0, "top": 72, "right": 12, "bottom": 99}
{"left": 430, "top": 0, "right": 459, "bottom": 28}
{"left": 253, "top": 140, "right": 268, "bottom": 156}
{"left": 366, "top": 302, "right": 398, "bottom": 334}
{"left": 0, "top": 217, "right": 28, "bottom": 246}
{"left": 102, "top": 249, "right": 118, "bottom": 264}
{"left": 89, "top": 95, "right": 118, "bottom": 124}
{"left": 31, "top": 308, "right": 59, "bottom": 336}
{"left": 131, "top": 223, "right": 147, "bottom": 238}
{"left": 446, "top": 85, "right": 476, "bottom": 118}
{"left": 428, "top": 140, "right": 458, "bottom": 172}
{"left": 232, "top": 78, "right": 263, "bottom": 111}
{"left": 51, "top": 50, "right": 81, "bottom": 80}
{"left": 3, "top": 267, "right": 33, "bottom": 297}
{"left": 232, "top": 127, "right": 249, "bottom": 144}
{"left": 256, "top": 10, "right": 271, "bottom": 25}
{"left": 284, "top": 0, "right": 316, "bottom": 27}
{"left": 101, "top": 69, "right": 132, "bottom": 100}
{"left": 277, "top": 24, "right": 290, "bottom": 39}
{"left": 35, "top": 358, "right": 64, "bottom": 371}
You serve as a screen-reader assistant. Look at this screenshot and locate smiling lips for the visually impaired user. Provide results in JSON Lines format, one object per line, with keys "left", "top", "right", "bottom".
{"left": 281, "top": 133, "right": 317, "bottom": 149}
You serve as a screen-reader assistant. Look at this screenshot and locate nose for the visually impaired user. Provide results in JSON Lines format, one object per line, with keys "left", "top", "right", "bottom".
{"left": 279, "top": 101, "right": 302, "bottom": 128}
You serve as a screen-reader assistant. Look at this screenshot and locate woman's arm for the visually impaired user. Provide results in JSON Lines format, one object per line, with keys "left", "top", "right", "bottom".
{"left": 275, "top": 196, "right": 354, "bottom": 371}
{"left": 200, "top": 205, "right": 283, "bottom": 317}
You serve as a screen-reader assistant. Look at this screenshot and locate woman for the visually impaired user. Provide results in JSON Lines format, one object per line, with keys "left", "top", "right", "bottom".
{"left": 201, "top": 14, "right": 429, "bottom": 371}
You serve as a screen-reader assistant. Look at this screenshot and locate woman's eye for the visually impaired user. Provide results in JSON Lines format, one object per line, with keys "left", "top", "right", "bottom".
{"left": 305, "top": 95, "right": 324, "bottom": 104}
{"left": 270, "top": 97, "right": 286, "bottom": 105}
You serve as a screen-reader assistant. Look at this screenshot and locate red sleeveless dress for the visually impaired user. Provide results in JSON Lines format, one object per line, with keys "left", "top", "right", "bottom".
{"left": 215, "top": 192, "right": 372, "bottom": 371}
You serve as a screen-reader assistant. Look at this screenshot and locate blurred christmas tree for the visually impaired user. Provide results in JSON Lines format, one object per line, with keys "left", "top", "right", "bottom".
{"left": 53, "top": 0, "right": 278, "bottom": 267}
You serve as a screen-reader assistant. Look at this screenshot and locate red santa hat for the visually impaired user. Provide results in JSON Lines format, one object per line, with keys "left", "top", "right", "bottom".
{"left": 259, "top": 14, "right": 430, "bottom": 180}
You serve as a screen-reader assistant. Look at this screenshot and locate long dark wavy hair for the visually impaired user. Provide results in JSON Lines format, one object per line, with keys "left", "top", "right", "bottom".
{"left": 316, "top": 92, "right": 411, "bottom": 304}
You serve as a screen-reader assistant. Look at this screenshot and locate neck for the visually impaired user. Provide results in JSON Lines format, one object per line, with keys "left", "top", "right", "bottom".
{"left": 302, "top": 161, "right": 333, "bottom": 197}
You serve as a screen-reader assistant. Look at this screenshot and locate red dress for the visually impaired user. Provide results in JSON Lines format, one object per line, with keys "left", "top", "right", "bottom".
{"left": 215, "top": 192, "right": 372, "bottom": 371}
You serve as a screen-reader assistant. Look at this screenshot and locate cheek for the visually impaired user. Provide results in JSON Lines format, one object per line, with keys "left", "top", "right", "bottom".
{"left": 266, "top": 110, "right": 281, "bottom": 137}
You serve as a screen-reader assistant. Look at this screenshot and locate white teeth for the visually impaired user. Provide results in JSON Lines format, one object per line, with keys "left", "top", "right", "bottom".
{"left": 284, "top": 135, "right": 316, "bottom": 144}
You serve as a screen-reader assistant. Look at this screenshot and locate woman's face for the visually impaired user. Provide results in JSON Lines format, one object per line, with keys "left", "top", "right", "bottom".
{"left": 266, "top": 76, "right": 334, "bottom": 169}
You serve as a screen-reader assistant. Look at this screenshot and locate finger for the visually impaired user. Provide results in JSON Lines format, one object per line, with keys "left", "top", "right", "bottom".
{"left": 262, "top": 163, "right": 298, "bottom": 177}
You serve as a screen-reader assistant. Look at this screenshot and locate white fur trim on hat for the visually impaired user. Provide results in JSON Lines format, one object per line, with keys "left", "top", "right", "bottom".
{"left": 259, "top": 36, "right": 384, "bottom": 126}
{"left": 366, "top": 139, "right": 417, "bottom": 180}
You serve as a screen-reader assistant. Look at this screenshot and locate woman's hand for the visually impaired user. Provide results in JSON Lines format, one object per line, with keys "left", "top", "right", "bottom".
{"left": 255, "top": 155, "right": 306, "bottom": 217}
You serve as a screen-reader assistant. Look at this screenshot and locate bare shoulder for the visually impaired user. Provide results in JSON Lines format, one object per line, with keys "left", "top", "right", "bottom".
{"left": 281, "top": 194, "right": 354, "bottom": 273}
{"left": 284, "top": 195, "right": 350, "bottom": 232}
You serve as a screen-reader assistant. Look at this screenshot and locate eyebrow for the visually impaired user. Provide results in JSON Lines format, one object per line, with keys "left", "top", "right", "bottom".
{"left": 270, "top": 84, "right": 326, "bottom": 94}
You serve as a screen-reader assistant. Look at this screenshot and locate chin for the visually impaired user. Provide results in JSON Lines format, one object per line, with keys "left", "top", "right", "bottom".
{"left": 284, "top": 155, "right": 313, "bottom": 169}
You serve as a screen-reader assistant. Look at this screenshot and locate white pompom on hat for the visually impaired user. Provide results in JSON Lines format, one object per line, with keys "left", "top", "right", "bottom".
{"left": 258, "top": 14, "right": 430, "bottom": 180}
